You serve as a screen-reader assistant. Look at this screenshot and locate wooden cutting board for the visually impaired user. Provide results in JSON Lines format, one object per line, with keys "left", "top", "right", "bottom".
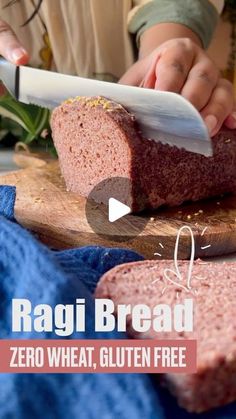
{"left": 1, "top": 159, "right": 236, "bottom": 259}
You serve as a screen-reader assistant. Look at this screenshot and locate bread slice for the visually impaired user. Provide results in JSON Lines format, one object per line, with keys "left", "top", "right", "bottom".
{"left": 95, "top": 260, "right": 236, "bottom": 413}
{"left": 51, "top": 96, "right": 236, "bottom": 212}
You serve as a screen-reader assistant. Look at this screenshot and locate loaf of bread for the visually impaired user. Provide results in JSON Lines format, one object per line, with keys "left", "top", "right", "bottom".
{"left": 95, "top": 260, "right": 236, "bottom": 413}
{"left": 51, "top": 96, "right": 236, "bottom": 212}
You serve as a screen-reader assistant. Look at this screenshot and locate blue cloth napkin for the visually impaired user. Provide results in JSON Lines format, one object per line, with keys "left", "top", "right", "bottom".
{"left": 0, "top": 185, "right": 235, "bottom": 419}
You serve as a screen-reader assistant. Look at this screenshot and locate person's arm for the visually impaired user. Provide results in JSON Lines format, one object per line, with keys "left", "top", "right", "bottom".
{"left": 139, "top": 22, "right": 201, "bottom": 58}
{"left": 120, "top": 0, "right": 235, "bottom": 135}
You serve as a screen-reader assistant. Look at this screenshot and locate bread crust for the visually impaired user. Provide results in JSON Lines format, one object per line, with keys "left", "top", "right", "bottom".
{"left": 51, "top": 97, "right": 236, "bottom": 212}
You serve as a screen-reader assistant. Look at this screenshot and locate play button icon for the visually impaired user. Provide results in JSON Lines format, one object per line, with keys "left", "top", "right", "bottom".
{"left": 85, "top": 176, "right": 149, "bottom": 242}
{"left": 108, "top": 198, "right": 131, "bottom": 222}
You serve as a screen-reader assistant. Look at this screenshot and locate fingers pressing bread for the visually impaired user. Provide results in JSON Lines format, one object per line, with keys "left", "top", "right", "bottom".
{"left": 120, "top": 38, "right": 236, "bottom": 136}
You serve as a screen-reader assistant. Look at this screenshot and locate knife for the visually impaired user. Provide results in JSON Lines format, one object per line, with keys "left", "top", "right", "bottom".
{"left": 0, "top": 58, "right": 212, "bottom": 156}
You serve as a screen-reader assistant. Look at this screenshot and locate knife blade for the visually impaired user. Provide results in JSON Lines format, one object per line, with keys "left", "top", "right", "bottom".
{"left": 0, "top": 58, "right": 212, "bottom": 156}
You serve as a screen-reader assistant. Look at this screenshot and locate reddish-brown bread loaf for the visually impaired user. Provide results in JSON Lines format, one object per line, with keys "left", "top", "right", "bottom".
{"left": 95, "top": 260, "right": 236, "bottom": 413}
{"left": 51, "top": 97, "right": 236, "bottom": 212}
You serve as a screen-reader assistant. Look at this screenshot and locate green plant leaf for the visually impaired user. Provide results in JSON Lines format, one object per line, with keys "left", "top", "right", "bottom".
{"left": 0, "top": 92, "right": 54, "bottom": 152}
{"left": 0, "top": 93, "right": 50, "bottom": 141}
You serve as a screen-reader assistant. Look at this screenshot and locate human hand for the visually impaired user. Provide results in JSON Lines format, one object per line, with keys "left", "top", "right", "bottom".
{"left": 120, "top": 38, "right": 236, "bottom": 136}
{"left": 0, "top": 19, "right": 28, "bottom": 65}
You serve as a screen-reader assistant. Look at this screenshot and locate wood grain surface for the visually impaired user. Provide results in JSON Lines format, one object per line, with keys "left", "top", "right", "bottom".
{"left": 0, "top": 160, "right": 236, "bottom": 259}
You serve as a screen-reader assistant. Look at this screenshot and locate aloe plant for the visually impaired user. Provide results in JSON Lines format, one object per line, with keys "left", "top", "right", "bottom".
{"left": 0, "top": 93, "right": 53, "bottom": 147}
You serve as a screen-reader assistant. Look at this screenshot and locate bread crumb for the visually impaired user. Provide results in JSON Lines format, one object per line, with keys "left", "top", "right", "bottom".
{"left": 63, "top": 96, "right": 123, "bottom": 112}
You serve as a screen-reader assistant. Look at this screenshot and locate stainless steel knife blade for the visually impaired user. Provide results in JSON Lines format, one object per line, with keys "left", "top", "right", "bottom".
{"left": 0, "top": 58, "right": 212, "bottom": 156}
